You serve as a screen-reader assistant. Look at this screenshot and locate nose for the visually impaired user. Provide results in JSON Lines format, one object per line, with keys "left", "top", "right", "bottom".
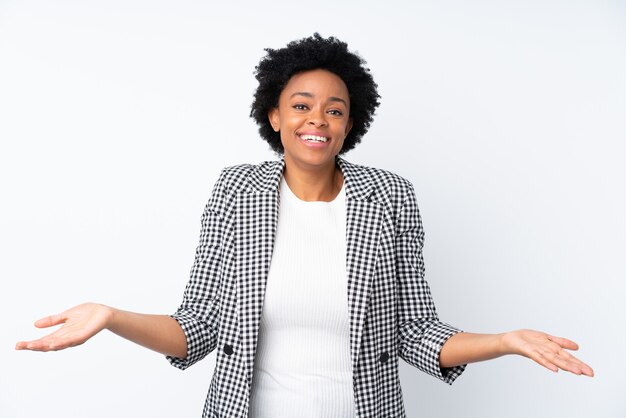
{"left": 307, "top": 108, "right": 328, "bottom": 127}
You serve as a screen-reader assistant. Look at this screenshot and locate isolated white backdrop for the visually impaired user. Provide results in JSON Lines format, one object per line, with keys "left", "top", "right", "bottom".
{"left": 1, "top": 1, "right": 624, "bottom": 417}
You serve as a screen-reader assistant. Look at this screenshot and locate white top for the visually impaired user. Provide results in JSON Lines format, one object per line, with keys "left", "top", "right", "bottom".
{"left": 248, "top": 175, "right": 355, "bottom": 418}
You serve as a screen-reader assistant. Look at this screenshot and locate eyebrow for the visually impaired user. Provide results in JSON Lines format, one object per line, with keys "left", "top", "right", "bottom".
{"left": 289, "top": 92, "right": 348, "bottom": 106}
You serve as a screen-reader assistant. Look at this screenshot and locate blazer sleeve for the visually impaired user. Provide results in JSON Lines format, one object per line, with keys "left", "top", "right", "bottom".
{"left": 166, "top": 170, "right": 228, "bottom": 370}
{"left": 395, "top": 182, "right": 466, "bottom": 384}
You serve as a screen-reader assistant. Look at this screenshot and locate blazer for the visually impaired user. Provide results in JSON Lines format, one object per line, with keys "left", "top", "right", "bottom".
{"left": 167, "top": 156, "right": 466, "bottom": 418}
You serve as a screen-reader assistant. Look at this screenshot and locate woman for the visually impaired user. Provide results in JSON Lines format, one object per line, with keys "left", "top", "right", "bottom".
{"left": 16, "top": 34, "right": 593, "bottom": 418}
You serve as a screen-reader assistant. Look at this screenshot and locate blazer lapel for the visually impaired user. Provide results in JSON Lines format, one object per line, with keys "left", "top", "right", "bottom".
{"left": 235, "top": 156, "right": 384, "bottom": 388}
{"left": 337, "top": 157, "right": 385, "bottom": 375}
{"left": 235, "top": 157, "right": 285, "bottom": 388}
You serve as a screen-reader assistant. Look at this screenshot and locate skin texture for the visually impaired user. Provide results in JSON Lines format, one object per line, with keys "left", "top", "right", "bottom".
{"left": 250, "top": 33, "right": 379, "bottom": 155}
{"left": 440, "top": 330, "right": 594, "bottom": 376}
{"left": 268, "top": 69, "right": 352, "bottom": 202}
{"left": 15, "top": 68, "right": 593, "bottom": 379}
{"left": 15, "top": 303, "right": 187, "bottom": 358}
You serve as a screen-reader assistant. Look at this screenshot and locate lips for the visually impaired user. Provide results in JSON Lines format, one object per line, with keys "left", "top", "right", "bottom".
{"left": 300, "top": 134, "right": 328, "bottom": 143}
{"left": 297, "top": 131, "right": 330, "bottom": 147}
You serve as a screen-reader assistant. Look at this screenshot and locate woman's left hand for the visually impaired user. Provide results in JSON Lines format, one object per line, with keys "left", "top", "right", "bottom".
{"left": 501, "top": 329, "right": 594, "bottom": 376}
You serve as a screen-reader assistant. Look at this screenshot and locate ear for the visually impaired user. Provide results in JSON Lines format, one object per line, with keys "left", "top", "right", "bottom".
{"left": 268, "top": 107, "right": 280, "bottom": 132}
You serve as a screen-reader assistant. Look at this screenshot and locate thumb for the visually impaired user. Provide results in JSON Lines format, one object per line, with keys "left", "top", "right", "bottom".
{"left": 34, "top": 314, "right": 66, "bottom": 329}
{"left": 548, "top": 334, "right": 579, "bottom": 351}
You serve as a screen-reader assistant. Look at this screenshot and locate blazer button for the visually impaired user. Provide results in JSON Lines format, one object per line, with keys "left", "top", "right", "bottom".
{"left": 379, "top": 352, "right": 390, "bottom": 363}
{"left": 223, "top": 344, "right": 234, "bottom": 355}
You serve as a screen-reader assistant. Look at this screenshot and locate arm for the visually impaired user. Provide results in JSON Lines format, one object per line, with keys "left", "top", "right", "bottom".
{"left": 17, "top": 169, "right": 231, "bottom": 361}
{"left": 439, "top": 329, "right": 594, "bottom": 376}
{"left": 394, "top": 182, "right": 594, "bottom": 381}
{"left": 15, "top": 303, "right": 188, "bottom": 358}
{"left": 395, "top": 182, "right": 466, "bottom": 383}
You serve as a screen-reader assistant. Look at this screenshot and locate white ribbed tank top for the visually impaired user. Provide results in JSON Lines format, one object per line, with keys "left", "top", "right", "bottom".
{"left": 248, "top": 175, "right": 355, "bottom": 418}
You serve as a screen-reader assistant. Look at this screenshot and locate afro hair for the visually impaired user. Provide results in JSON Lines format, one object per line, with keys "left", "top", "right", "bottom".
{"left": 250, "top": 33, "right": 380, "bottom": 155}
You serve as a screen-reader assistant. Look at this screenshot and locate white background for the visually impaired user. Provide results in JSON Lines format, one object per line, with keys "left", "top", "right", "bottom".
{"left": 1, "top": 1, "right": 624, "bottom": 417}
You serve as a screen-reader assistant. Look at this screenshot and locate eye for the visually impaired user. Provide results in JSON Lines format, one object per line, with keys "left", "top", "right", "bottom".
{"left": 293, "top": 103, "right": 308, "bottom": 111}
{"left": 327, "top": 109, "right": 344, "bottom": 116}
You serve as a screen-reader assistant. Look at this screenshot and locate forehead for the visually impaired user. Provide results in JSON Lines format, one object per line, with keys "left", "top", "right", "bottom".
{"left": 281, "top": 69, "right": 349, "bottom": 99}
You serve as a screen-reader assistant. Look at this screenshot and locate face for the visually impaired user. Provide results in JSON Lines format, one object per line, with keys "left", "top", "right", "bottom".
{"left": 268, "top": 69, "right": 353, "bottom": 172}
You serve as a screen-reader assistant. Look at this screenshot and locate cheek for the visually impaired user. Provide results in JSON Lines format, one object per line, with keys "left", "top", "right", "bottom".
{"left": 337, "top": 121, "right": 351, "bottom": 137}
{"left": 332, "top": 133, "right": 346, "bottom": 150}
{"left": 278, "top": 125, "right": 297, "bottom": 147}
{"left": 286, "top": 112, "right": 306, "bottom": 126}
{"left": 276, "top": 115, "right": 298, "bottom": 135}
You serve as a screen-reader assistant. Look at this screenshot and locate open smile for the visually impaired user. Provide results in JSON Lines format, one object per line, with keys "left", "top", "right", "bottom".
{"left": 297, "top": 132, "right": 331, "bottom": 148}
{"left": 299, "top": 134, "right": 329, "bottom": 143}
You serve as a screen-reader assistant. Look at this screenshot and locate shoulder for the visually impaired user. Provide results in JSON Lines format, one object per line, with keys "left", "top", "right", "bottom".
{"left": 215, "top": 159, "right": 282, "bottom": 192}
{"left": 203, "top": 160, "right": 281, "bottom": 216}
{"left": 351, "top": 162, "right": 413, "bottom": 187}
{"left": 341, "top": 160, "right": 423, "bottom": 231}
{"left": 340, "top": 158, "right": 416, "bottom": 200}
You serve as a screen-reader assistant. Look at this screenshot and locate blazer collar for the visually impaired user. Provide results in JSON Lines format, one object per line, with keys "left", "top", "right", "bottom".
{"left": 235, "top": 154, "right": 384, "bottom": 390}
{"left": 243, "top": 155, "right": 375, "bottom": 201}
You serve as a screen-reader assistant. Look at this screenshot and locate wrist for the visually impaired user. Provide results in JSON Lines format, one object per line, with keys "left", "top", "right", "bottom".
{"left": 498, "top": 330, "right": 519, "bottom": 356}
{"left": 100, "top": 304, "right": 116, "bottom": 330}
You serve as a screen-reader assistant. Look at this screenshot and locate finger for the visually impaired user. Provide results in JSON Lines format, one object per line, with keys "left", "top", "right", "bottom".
{"left": 546, "top": 335, "right": 579, "bottom": 351}
{"left": 14, "top": 339, "right": 50, "bottom": 351}
{"left": 534, "top": 349, "right": 572, "bottom": 374}
{"left": 540, "top": 347, "right": 594, "bottom": 376}
{"left": 551, "top": 354, "right": 583, "bottom": 375}
{"left": 16, "top": 324, "right": 78, "bottom": 351}
{"left": 15, "top": 336, "right": 73, "bottom": 352}
{"left": 580, "top": 363, "right": 595, "bottom": 377}
{"left": 555, "top": 351, "right": 595, "bottom": 377}
{"left": 529, "top": 350, "right": 559, "bottom": 373}
{"left": 15, "top": 341, "right": 30, "bottom": 350}
{"left": 34, "top": 314, "right": 66, "bottom": 329}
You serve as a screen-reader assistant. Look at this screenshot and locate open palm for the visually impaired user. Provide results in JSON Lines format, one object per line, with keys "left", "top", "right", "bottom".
{"left": 502, "top": 329, "right": 594, "bottom": 376}
{"left": 15, "top": 303, "right": 112, "bottom": 351}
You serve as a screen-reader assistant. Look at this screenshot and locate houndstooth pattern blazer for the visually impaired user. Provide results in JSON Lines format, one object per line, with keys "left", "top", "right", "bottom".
{"left": 167, "top": 156, "right": 466, "bottom": 418}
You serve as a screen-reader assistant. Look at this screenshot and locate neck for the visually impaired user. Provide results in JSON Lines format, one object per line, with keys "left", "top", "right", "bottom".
{"left": 282, "top": 156, "right": 343, "bottom": 202}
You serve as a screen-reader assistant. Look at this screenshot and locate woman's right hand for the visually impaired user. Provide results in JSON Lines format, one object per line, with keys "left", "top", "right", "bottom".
{"left": 15, "top": 303, "right": 113, "bottom": 352}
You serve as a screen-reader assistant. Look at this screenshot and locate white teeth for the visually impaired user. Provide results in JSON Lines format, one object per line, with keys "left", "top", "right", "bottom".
{"left": 300, "top": 135, "right": 328, "bottom": 143}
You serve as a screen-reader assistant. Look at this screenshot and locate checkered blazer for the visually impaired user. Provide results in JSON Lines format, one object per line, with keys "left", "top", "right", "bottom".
{"left": 167, "top": 156, "right": 466, "bottom": 418}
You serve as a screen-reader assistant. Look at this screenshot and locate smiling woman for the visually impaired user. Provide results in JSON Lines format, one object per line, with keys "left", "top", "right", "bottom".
{"left": 269, "top": 69, "right": 353, "bottom": 201}
{"left": 16, "top": 33, "right": 593, "bottom": 418}
{"left": 250, "top": 34, "right": 379, "bottom": 156}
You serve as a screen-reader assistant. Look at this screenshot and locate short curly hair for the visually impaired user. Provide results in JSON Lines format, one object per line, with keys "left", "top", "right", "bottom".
{"left": 250, "top": 33, "right": 380, "bottom": 155}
